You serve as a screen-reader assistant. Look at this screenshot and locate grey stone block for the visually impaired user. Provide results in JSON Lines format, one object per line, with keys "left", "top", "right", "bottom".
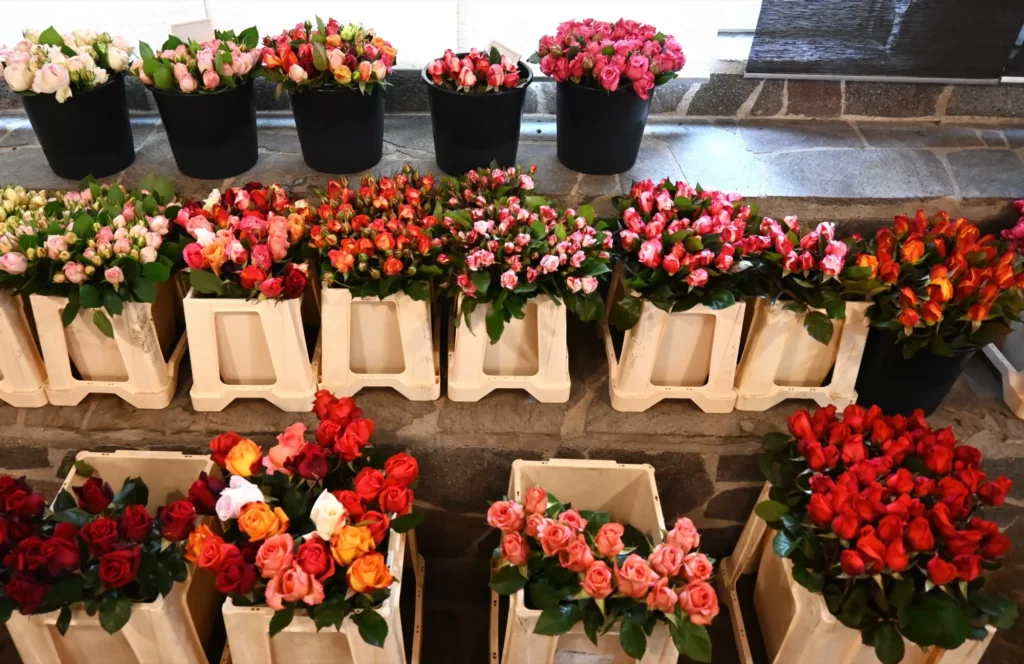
{"left": 765, "top": 149, "right": 954, "bottom": 199}
{"left": 686, "top": 74, "right": 759, "bottom": 117}
{"left": 738, "top": 120, "right": 862, "bottom": 153}
{"left": 0, "top": 121, "right": 37, "bottom": 147}
{"left": 785, "top": 80, "right": 841, "bottom": 118}
{"left": 123, "top": 76, "right": 152, "bottom": 111}
{"left": 703, "top": 485, "right": 763, "bottom": 521}
{"left": 0, "top": 146, "right": 79, "bottom": 190}
{"left": 251, "top": 78, "right": 290, "bottom": 113}
{"left": 385, "top": 69, "right": 429, "bottom": 113}
{"left": 857, "top": 122, "right": 983, "bottom": 149}
{"left": 947, "top": 86, "right": 1024, "bottom": 119}
{"left": 1006, "top": 127, "right": 1024, "bottom": 149}
{"left": 0, "top": 445, "right": 49, "bottom": 470}
{"left": 750, "top": 80, "right": 784, "bottom": 117}
{"left": 946, "top": 150, "right": 1024, "bottom": 199}
{"left": 664, "top": 122, "right": 765, "bottom": 194}
{"left": 649, "top": 79, "right": 690, "bottom": 114}
{"left": 0, "top": 86, "right": 22, "bottom": 111}
{"left": 516, "top": 140, "right": 580, "bottom": 195}
{"left": 413, "top": 446, "right": 543, "bottom": 513}
{"left": 121, "top": 128, "right": 222, "bottom": 198}
{"left": 980, "top": 129, "right": 1009, "bottom": 148}
{"left": 844, "top": 82, "right": 945, "bottom": 118}
{"left": 717, "top": 454, "right": 764, "bottom": 482}
{"left": 622, "top": 134, "right": 685, "bottom": 186}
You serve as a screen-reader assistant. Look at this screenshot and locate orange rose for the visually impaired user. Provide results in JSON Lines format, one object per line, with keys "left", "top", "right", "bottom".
{"left": 921, "top": 301, "right": 943, "bottom": 325}
{"left": 901, "top": 238, "right": 925, "bottom": 264}
{"left": 994, "top": 263, "right": 1016, "bottom": 289}
{"left": 330, "top": 525, "right": 374, "bottom": 566}
{"left": 383, "top": 257, "right": 404, "bottom": 276}
{"left": 185, "top": 524, "right": 214, "bottom": 564}
{"left": 374, "top": 232, "right": 395, "bottom": 252}
{"left": 968, "top": 303, "right": 991, "bottom": 323}
{"left": 329, "top": 249, "right": 355, "bottom": 273}
{"left": 346, "top": 552, "right": 393, "bottom": 594}
{"left": 225, "top": 438, "right": 262, "bottom": 477}
{"left": 879, "top": 261, "right": 900, "bottom": 284}
{"left": 898, "top": 309, "right": 920, "bottom": 328}
{"left": 855, "top": 254, "right": 878, "bottom": 279}
{"left": 898, "top": 287, "right": 918, "bottom": 309}
{"left": 928, "top": 266, "right": 954, "bottom": 304}
{"left": 893, "top": 215, "right": 910, "bottom": 237}
{"left": 197, "top": 532, "right": 229, "bottom": 570}
{"left": 238, "top": 502, "right": 290, "bottom": 542}
{"left": 287, "top": 213, "right": 306, "bottom": 243}
{"left": 202, "top": 243, "right": 228, "bottom": 276}
{"left": 356, "top": 238, "right": 375, "bottom": 256}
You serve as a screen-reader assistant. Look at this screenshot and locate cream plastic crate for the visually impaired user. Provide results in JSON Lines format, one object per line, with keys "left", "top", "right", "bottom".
{"left": 498, "top": 459, "right": 674, "bottom": 664}
{"left": 734, "top": 300, "right": 870, "bottom": 411}
{"left": 983, "top": 322, "right": 1024, "bottom": 419}
{"left": 718, "top": 483, "right": 996, "bottom": 664}
{"left": 184, "top": 288, "right": 316, "bottom": 412}
{"left": 0, "top": 289, "right": 47, "bottom": 407}
{"left": 601, "top": 300, "right": 745, "bottom": 413}
{"left": 8, "top": 450, "right": 220, "bottom": 664}
{"left": 315, "top": 288, "right": 440, "bottom": 401}
{"left": 223, "top": 530, "right": 425, "bottom": 664}
{"left": 30, "top": 280, "right": 186, "bottom": 409}
{"left": 447, "top": 295, "right": 570, "bottom": 403}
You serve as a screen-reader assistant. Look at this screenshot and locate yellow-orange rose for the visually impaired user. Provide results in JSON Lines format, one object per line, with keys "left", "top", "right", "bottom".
{"left": 287, "top": 213, "right": 306, "bottom": 243}
{"left": 347, "top": 552, "right": 393, "bottom": 594}
{"left": 330, "top": 525, "right": 374, "bottom": 566}
{"left": 238, "top": 502, "right": 290, "bottom": 542}
{"left": 225, "top": 438, "right": 262, "bottom": 477}
{"left": 202, "top": 242, "right": 228, "bottom": 275}
{"left": 185, "top": 524, "right": 214, "bottom": 563}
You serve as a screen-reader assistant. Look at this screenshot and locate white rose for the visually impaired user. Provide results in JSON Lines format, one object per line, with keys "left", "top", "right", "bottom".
{"left": 14, "top": 39, "right": 33, "bottom": 52}
{"left": 4, "top": 63, "right": 33, "bottom": 92}
{"left": 55, "top": 87, "right": 72, "bottom": 103}
{"left": 32, "top": 63, "right": 70, "bottom": 94}
{"left": 92, "top": 68, "right": 108, "bottom": 85}
{"left": 21, "top": 31, "right": 39, "bottom": 44}
{"left": 193, "top": 227, "right": 216, "bottom": 247}
{"left": 215, "top": 476, "right": 265, "bottom": 521}
{"left": 309, "top": 490, "right": 347, "bottom": 540}
{"left": 107, "top": 47, "right": 128, "bottom": 71}
{"left": 203, "top": 189, "right": 221, "bottom": 211}
{"left": 112, "top": 36, "right": 130, "bottom": 52}
{"left": 65, "top": 56, "right": 86, "bottom": 73}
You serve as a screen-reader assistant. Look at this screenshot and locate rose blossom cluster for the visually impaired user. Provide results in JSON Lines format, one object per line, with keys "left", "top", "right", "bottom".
{"left": 177, "top": 183, "right": 312, "bottom": 300}
{"left": 309, "top": 165, "right": 442, "bottom": 299}
{"left": 535, "top": 18, "right": 685, "bottom": 99}
{"left": 0, "top": 28, "right": 132, "bottom": 103}
{"left": 426, "top": 48, "right": 523, "bottom": 92}
{"left": 0, "top": 472, "right": 197, "bottom": 634}
{"left": 0, "top": 186, "right": 50, "bottom": 282}
{"left": 132, "top": 29, "right": 262, "bottom": 93}
{"left": 262, "top": 19, "right": 396, "bottom": 94}
{"left": 438, "top": 164, "right": 537, "bottom": 208}
{"left": 1000, "top": 199, "right": 1024, "bottom": 253}
{"left": 183, "top": 391, "right": 419, "bottom": 638}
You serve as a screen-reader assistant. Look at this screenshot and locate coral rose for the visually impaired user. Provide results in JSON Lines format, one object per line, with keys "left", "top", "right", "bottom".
{"left": 256, "top": 533, "right": 295, "bottom": 579}
{"left": 265, "top": 562, "right": 323, "bottom": 610}
{"left": 595, "top": 523, "right": 625, "bottom": 558}
{"left": 649, "top": 543, "right": 686, "bottom": 578}
{"left": 558, "top": 535, "right": 595, "bottom": 573}
{"left": 523, "top": 487, "right": 547, "bottom": 515}
{"left": 238, "top": 502, "right": 290, "bottom": 542}
{"left": 487, "top": 501, "right": 525, "bottom": 534}
{"left": 347, "top": 551, "right": 393, "bottom": 594}
{"left": 666, "top": 517, "right": 700, "bottom": 553}
{"left": 682, "top": 553, "right": 714, "bottom": 582}
{"left": 647, "top": 577, "right": 679, "bottom": 613}
{"left": 678, "top": 580, "right": 719, "bottom": 626}
{"left": 502, "top": 532, "right": 530, "bottom": 566}
{"left": 540, "top": 521, "right": 575, "bottom": 556}
{"left": 583, "top": 560, "right": 614, "bottom": 599}
{"left": 615, "top": 554, "right": 658, "bottom": 600}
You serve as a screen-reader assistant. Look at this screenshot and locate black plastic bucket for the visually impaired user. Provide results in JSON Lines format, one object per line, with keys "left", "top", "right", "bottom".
{"left": 555, "top": 81, "right": 652, "bottom": 175}
{"left": 150, "top": 78, "right": 258, "bottom": 179}
{"left": 20, "top": 73, "right": 135, "bottom": 179}
{"left": 290, "top": 85, "right": 385, "bottom": 174}
{"left": 855, "top": 328, "right": 975, "bottom": 416}
{"left": 423, "top": 59, "right": 532, "bottom": 175}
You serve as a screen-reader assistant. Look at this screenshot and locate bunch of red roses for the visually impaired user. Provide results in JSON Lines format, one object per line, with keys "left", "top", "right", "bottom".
{"left": 852, "top": 210, "right": 1024, "bottom": 357}
{"left": 309, "top": 164, "right": 443, "bottom": 302}
{"left": 0, "top": 470, "right": 197, "bottom": 636}
{"left": 756, "top": 405, "right": 1017, "bottom": 663}
{"left": 488, "top": 487, "right": 715, "bottom": 662}
{"left": 425, "top": 48, "right": 524, "bottom": 93}
{"left": 177, "top": 182, "right": 312, "bottom": 300}
{"left": 182, "top": 391, "right": 423, "bottom": 643}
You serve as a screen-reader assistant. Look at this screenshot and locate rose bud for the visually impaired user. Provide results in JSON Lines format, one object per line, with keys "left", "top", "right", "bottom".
{"left": 73, "top": 477, "right": 114, "bottom": 514}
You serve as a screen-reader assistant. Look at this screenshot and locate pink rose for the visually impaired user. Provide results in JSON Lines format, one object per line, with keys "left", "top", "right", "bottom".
{"left": 624, "top": 55, "right": 649, "bottom": 82}
{"left": 500, "top": 269, "right": 518, "bottom": 290}
{"left": 677, "top": 580, "right": 719, "bottom": 626}
{"left": 457, "top": 67, "right": 477, "bottom": 89}
{"left": 288, "top": 64, "right": 308, "bottom": 83}
{"left": 172, "top": 62, "right": 189, "bottom": 82}
{"left": 682, "top": 553, "right": 714, "bottom": 582}
{"left": 821, "top": 253, "right": 844, "bottom": 278}
{"left": 558, "top": 535, "right": 595, "bottom": 573}
{"left": 487, "top": 501, "right": 525, "bottom": 534}
{"left": 685, "top": 269, "right": 708, "bottom": 289}
{"left": 581, "top": 277, "right": 599, "bottom": 294}
{"left": 0, "top": 253, "right": 27, "bottom": 275}
{"left": 250, "top": 244, "right": 272, "bottom": 271}
{"left": 263, "top": 422, "right": 306, "bottom": 475}
{"left": 486, "top": 64, "right": 504, "bottom": 88}
{"left": 615, "top": 554, "right": 658, "bottom": 599}
{"left": 539, "top": 522, "right": 575, "bottom": 556}
{"left": 104, "top": 267, "right": 124, "bottom": 285}
{"left": 582, "top": 560, "right": 614, "bottom": 599}
{"left": 256, "top": 534, "right": 294, "bottom": 579}
{"left": 648, "top": 543, "right": 685, "bottom": 578}
{"left": 62, "top": 262, "right": 86, "bottom": 284}
{"left": 259, "top": 277, "right": 283, "bottom": 298}
{"left": 598, "top": 64, "right": 620, "bottom": 92}
{"left": 538, "top": 254, "right": 559, "bottom": 274}
{"left": 265, "top": 562, "right": 324, "bottom": 610}
{"left": 558, "top": 509, "right": 587, "bottom": 533}
{"left": 502, "top": 532, "right": 529, "bottom": 566}
{"left": 646, "top": 577, "right": 678, "bottom": 613}
{"left": 202, "top": 70, "right": 220, "bottom": 89}
{"left": 525, "top": 513, "right": 546, "bottom": 538}
{"left": 667, "top": 518, "right": 701, "bottom": 553}
{"left": 183, "top": 243, "right": 205, "bottom": 270}
{"left": 595, "top": 523, "right": 625, "bottom": 558}
{"left": 179, "top": 74, "right": 197, "bottom": 94}
{"left": 523, "top": 487, "right": 547, "bottom": 515}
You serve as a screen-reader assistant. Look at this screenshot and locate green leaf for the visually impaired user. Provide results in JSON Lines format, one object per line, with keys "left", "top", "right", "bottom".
{"left": 153, "top": 63, "right": 174, "bottom": 90}
{"left": 38, "top": 27, "right": 66, "bottom": 47}
{"left": 189, "top": 269, "right": 225, "bottom": 295}
{"left": 141, "top": 261, "right": 171, "bottom": 283}
{"left": 534, "top": 603, "right": 584, "bottom": 636}
{"left": 970, "top": 591, "right": 1019, "bottom": 630}
{"left": 133, "top": 278, "right": 157, "bottom": 303}
{"left": 238, "top": 26, "right": 259, "bottom": 50}
{"left": 670, "top": 618, "right": 712, "bottom": 663}
{"left": 56, "top": 605, "right": 72, "bottom": 636}
{"left": 72, "top": 212, "right": 94, "bottom": 238}
{"left": 524, "top": 195, "right": 549, "bottom": 211}
{"left": 889, "top": 577, "right": 915, "bottom": 610}
{"left": 899, "top": 593, "right": 971, "bottom": 650}
{"left": 706, "top": 289, "right": 736, "bottom": 310}
{"left": 390, "top": 512, "right": 426, "bottom": 533}
{"left": 874, "top": 624, "right": 905, "bottom": 664}
{"left": 312, "top": 598, "right": 348, "bottom": 632}
{"left": 103, "top": 289, "right": 124, "bottom": 317}
{"left": 153, "top": 176, "right": 175, "bottom": 204}
{"left": 792, "top": 565, "right": 824, "bottom": 592}
{"left": 577, "top": 204, "right": 596, "bottom": 222}
{"left": 485, "top": 305, "right": 506, "bottom": 344}
{"left": 112, "top": 477, "right": 149, "bottom": 507}
{"left": 73, "top": 460, "right": 95, "bottom": 478}
{"left": 773, "top": 530, "right": 799, "bottom": 557}
{"left": 92, "top": 310, "right": 114, "bottom": 338}
{"left": 405, "top": 280, "right": 430, "bottom": 302}
{"left": 762, "top": 431, "right": 793, "bottom": 452}
{"left": 61, "top": 303, "right": 80, "bottom": 328}
{"left": 470, "top": 270, "right": 491, "bottom": 295}
{"left": 610, "top": 295, "right": 642, "bottom": 330}
{"left": 583, "top": 604, "right": 602, "bottom": 646}
{"left": 489, "top": 565, "right": 528, "bottom": 595}
{"left": 528, "top": 583, "right": 564, "bottom": 611}
{"left": 312, "top": 42, "right": 328, "bottom": 71}
{"left": 352, "top": 609, "right": 388, "bottom": 647}
{"left": 52, "top": 489, "right": 77, "bottom": 511}
{"left": 619, "top": 618, "right": 647, "bottom": 660}
{"left": 99, "top": 595, "right": 132, "bottom": 634}
{"left": 0, "top": 597, "right": 15, "bottom": 622}
{"left": 269, "top": 606, "right": 295, "bottom": 637}
{"left": 78, "top": 284, "right": 102, "bottom": 309}
{"left": 106, "top": 185, "right": 126, "bottom": 207}
{"left": 804, "top": 311, "right": 834, "bottom": 345}
{"left": 755, "top": 500, "right": 790, "bottom": 522}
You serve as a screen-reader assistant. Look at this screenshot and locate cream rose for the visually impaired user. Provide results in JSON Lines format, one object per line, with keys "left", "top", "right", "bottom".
{"left": 309, "top": 489, "right": 347, "bottom": 540}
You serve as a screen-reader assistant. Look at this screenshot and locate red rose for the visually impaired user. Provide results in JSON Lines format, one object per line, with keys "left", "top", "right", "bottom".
{"left": 924, "top": 446, "right": 954, "bottom": 475}
{"left": 4, "top": 573, "right": 48, "bottom": 613}
{"left": 5, "top": 489, "right": 45, "bottom": 519}
{"left": 333, "top": 428, "right": 364, "bottom": 462}
{"left": 904, "top": 517, "right": 935, "bottom": 552}
{"left": 73, "top": 477, "right": 113, "bottom": 514}
{"left": 914, "top": 477, "right": 936, "bottom": 497}
{"left": 806, "top": 493, "right": 834, "bottom": 527}
{"left": 841, "top": 435, "right": 866, "bottom": 464}
{"left": 855, "top": 527, "right": 886, "bottom": 572}
{"left": 158, "top": 500, "right": 197, "bottom": 542}
{"left": 80, "top": 517, "right": 120, "bottom": 554}
{"left": 379, "top": 485, "right": 413, "bottom": 515}
{"left": 968, "top": 518, "right": 999, "bottom": 537}
{"left": 353, "top": 467, "right": 385, "bottom": 502}
{"left": 187, "top": 472, "right": 225, "bottom": 515}
{"left": 800, "top": 441, "right": 827, "bottom": 470}
{"left": 346, "top": 418, "right": 375, "bottom": 447}
{"left": 958, "top": 467, "right": 986, "bottom": 494}
{"left": 929, "top": 503, "right": 956, "bottom": 536}
{"left": 210, "top": 432, "right": 243, "bottom": 468}
{"left": 937, "top": 477, "right": 972, "bottom": 518}
{"left": 296, "top": 535, "right": 335, "bottom": 581}
{"left": 840, "top": 550, "right": 865, "bottom": 576}
{"left": 978, "top": 477, "right": 1013, "bottom": 506}
{"left": 953, "top": 554, "right": 981, "bottom": 582}
{"left": 885, "top": 540, "right": 909, "bottom": 572}
{"left": 885, "top": 469, "right": 914, "bottom": 494}
{"left": 98, "top": 547, "right": 141, "bottom": 589}
{"left": 52, "top": 523, "right": 78, "bottom": 541}
{"left": 832, "top": 508, "right": 860, "bottom": 540}
{"left": 4, "top": 536, "right": 46, "bottom": 572}
{"left": 927, "top": 554, "right": 958, "bottom": 586}
{"left": 842, "top": 404, "right": 866, "bottom": 431}
{"left": 0, "top": 475, "right": 25, "bottom": 502}
{"left": 332, "top": 490, "right": 365, "bottom": 520}
{"left": 981, "top": 533, "right": 1010, "bottom": 559}
{"left": 882, "top": 436, "right": 913, "bottom": 464}
{"left": 787, "top": 411, "right": 815, "bottom": 441}
{"left": 945, "top": 529, "right": 983, "bottom": 556}
{"left": 954, "top": 446, "right": 982, "bottom": 468}
{"left": 312, "top": 390, "right": 338, "bottom": 420}
{"left": 323, "top": 397, "right": 359, "bottom": 426}
{"left": 282, "top": 264, "right": 308, "bottom": 299}
{"left": 239, "top": 265, "right": 266, "bottom": 290}
{"left": 315, "top": 418, "right": 342, "bottom": 446}
{"left": 215, "top": 550, "right": 258, "bottom": 594}
{"left": 384, "top": 453, "right": 419, "bottom": 487}
{"left": 361, "top": 510, "right": 391, "bottom": 545}
{"left": 294, "top": 444, "right": 329, "bottom": 481}
{"left": 870, "top": 418, "right": 894, "bottom": 444}
{"left": 41, "top": 535, "right": 80, "bottom": 573}
{"left": 119, "top": 505, "right": 153, "bottom": 542}
{"left": 877, "top": 515, "right": 904, "bottom": 543}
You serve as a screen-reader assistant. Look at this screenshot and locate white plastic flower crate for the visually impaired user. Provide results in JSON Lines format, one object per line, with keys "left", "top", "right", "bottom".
{"left": 0, "top": 289, "right": 47, "bottom": 407}
{"left": 718, "top": 483, "right": 996, "bottom": 664}
{"left": 314, "top": 289, "right": 440, "bottom": 401}
{"left": 734, "top": 300, "right": 870, "bottom": 411}
{"left": 497, "top": 459, "right": 674, "bottom": 664}
{"left": 183, "top": 289, "right": 316, "bottom": 412}
{"left": 447, "top": 295, "right": 570, "bottom": 403}
{"left": 602, "top": 299, "right": 745, "bottom": 413}
{"left": 30, "top": 281, "right": 187, "bottom": 409}
{"left": 983, "top": 322, "right": 1024, "bottom": 419}
{"left": 223, "top": 530, "right": 425, "bottom": 664}
{"left": 7, "top": 450, "right": 220, "bottom": 664}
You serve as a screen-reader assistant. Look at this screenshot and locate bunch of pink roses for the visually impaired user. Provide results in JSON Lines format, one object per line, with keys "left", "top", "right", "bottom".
{"left": 533, "top": 18, "right": 685, "bottom": 99}
{"left": 425, "top": 48, "right": 524, "bottom": 93}
{"left": 133, "top": 28, "right": 262, "bottom": 93}
{"left": 1001, "top": 199, "right": 1024, "bottom": 253}
{"left": 487, "top": 487, "right": 716, "bottom": 662}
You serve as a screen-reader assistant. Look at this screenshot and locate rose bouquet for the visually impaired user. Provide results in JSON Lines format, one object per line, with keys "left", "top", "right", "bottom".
{"left": 133, "top": 28, "right": 262, "bottom": 93}
{"left": 0, "top": 176, "right": 186, "bottom": 336}
{"left": 609, "top": 178, "right": 764, "bottom": 330}
{"left": 853, "top": 210, "right": 1024, "bottom": 358}
{"left": 177, "top": 183, "right": 312, "bottom": 300}
{"left": 0, "top": 28, "right": 132, "bottom": 102}
{"left": 531, "top": 18, "right": 685, "bottom": 99}
{"left": 185, "top": 391, "right": 423, "bottom": 641}
{"left": 756, "top": 405, "right": 1018, "bottom": 664}
{"left": 309, "top": 164, "right": 443, "bottom": 301}
{"left": 425, "top": 48, "right": 524, "bottom": 93}
{"left": 1000, "top": 200, "right": 1024, "bottom": 252}
{"left": 261, "top": 18, "right": 396, "bottom": 96}
{"left": 437, "top": 163, "right": 537, "bottom": 208}
{"left": 488, "top": 489, "right": 716, "bottom": 662}
{"left": 0, "top": 468, "right": 198, "bottom": 635}
{"left": 442, "top": 189, "right": 613, "bottom": 343}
